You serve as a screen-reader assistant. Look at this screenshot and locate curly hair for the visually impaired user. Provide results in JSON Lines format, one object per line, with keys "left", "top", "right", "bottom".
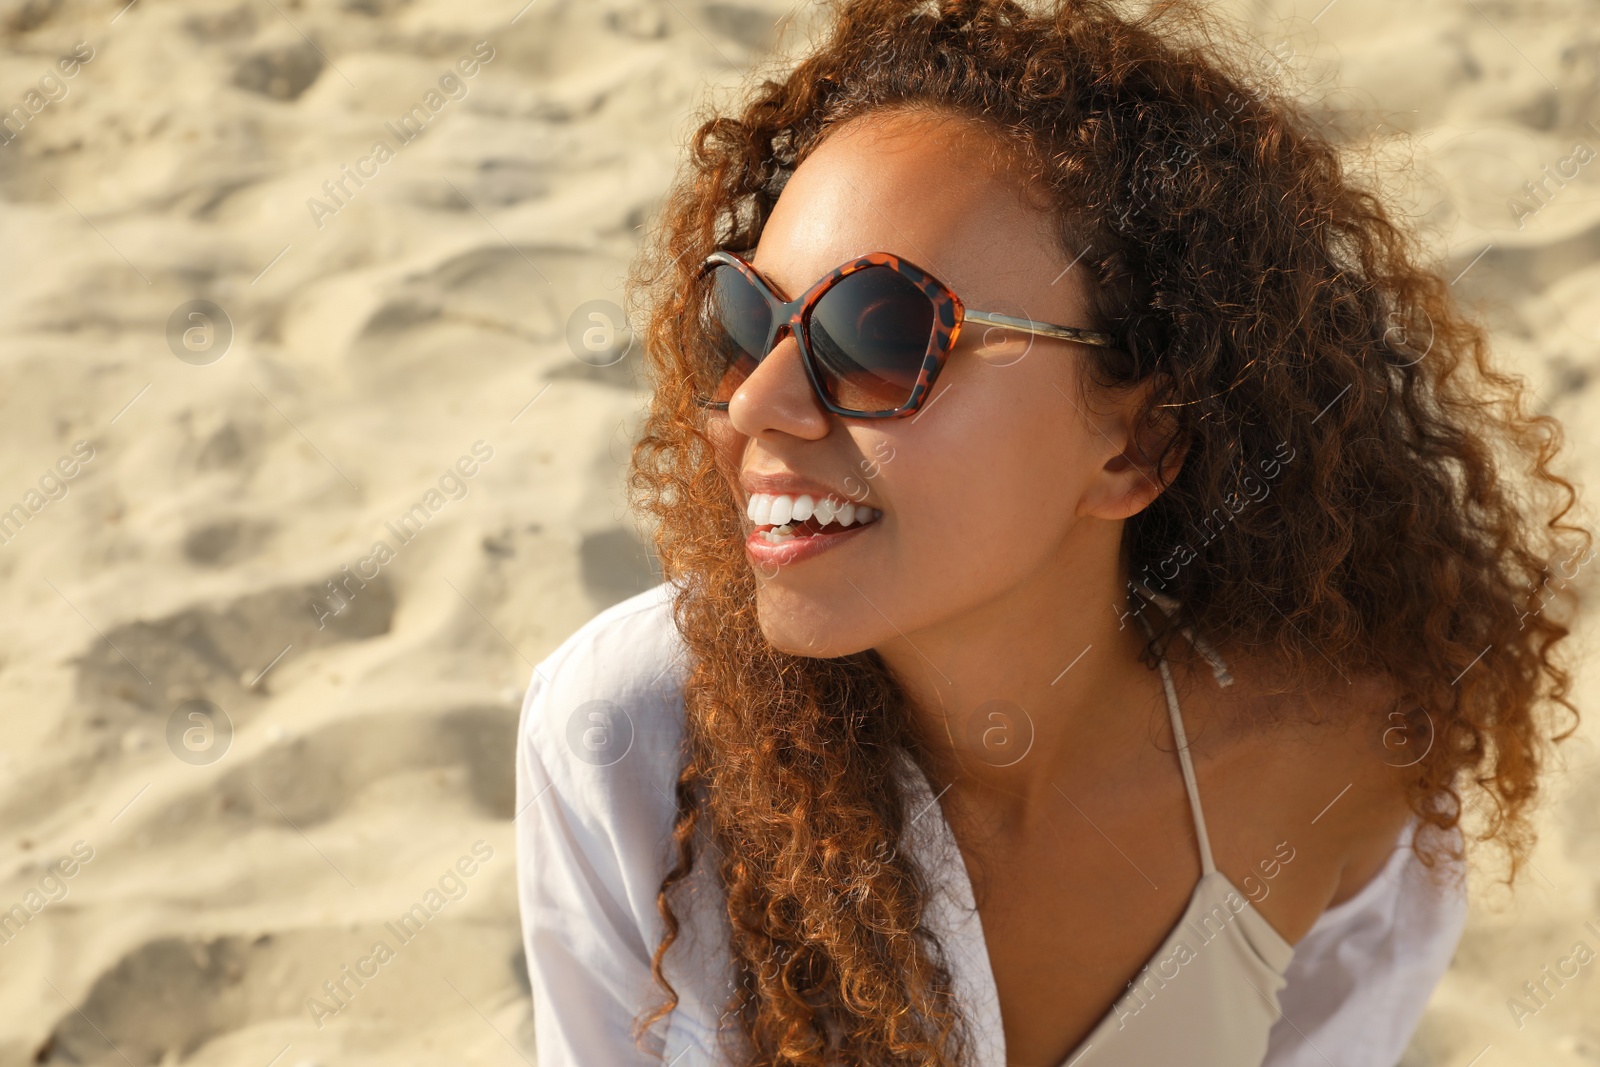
{"left": 622, "top": 0, "right": 1590, "bottom": 1063}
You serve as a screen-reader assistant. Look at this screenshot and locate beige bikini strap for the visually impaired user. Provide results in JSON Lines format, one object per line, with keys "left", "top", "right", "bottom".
{"left": 1134, "top": 595, "right": 1220, "bottom": 878}
{"left": 1131, "top": 580, "right": 1234, "bottom": 687}
{"left": 1155, "top": 652, "right": 1218, "bottom": 877}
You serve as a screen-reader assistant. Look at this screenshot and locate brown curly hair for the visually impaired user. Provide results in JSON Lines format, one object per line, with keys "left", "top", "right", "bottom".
{"left": 622, "top": 0, "right": 1590, "bottom": 1063}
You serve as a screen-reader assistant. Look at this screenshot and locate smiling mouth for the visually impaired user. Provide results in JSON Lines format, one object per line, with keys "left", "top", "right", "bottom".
{"left": 746, "top": 492, "right": 883, "bottom": 544}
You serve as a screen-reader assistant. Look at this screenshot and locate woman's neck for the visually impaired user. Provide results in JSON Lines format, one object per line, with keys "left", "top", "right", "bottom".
{"left": 877, "top": 546, "right": 1182, "bottom": 828}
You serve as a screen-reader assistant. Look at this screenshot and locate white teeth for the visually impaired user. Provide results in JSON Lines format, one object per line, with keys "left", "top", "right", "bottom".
{"left": 744, "top": 491, "right": 882, "bottom": 531}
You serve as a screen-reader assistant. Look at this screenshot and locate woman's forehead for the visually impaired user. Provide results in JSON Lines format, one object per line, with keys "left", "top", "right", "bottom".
{"left": 751, "top": 108, "right": 1084, "bottom": 321}
{"left": 752, "top": 109, "right": 1058, "bottom": 295}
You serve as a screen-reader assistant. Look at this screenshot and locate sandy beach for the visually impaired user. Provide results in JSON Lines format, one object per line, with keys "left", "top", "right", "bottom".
{"left": 0, "top": 0, "right": 1594, "bottom": 1063}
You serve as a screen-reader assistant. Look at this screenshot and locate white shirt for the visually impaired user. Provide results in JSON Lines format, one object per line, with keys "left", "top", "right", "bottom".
{"left": 515, "top": 582, "right": 1469, "bottom": 1066}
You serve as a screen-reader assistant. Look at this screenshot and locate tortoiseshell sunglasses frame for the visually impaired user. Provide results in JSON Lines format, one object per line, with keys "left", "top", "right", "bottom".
{"left": 691, "top": 249, "right": 1120, "bottom": 419}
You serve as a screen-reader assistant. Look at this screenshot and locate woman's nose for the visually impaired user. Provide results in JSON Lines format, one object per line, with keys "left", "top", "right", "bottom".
{"left": 725, "top": 329, "right": 831, "bottom": 440}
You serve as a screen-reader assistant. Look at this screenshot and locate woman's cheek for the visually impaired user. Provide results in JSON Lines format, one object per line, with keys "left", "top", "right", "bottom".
{"left": 705, "top": 420, "right": 746, "bottom": 480}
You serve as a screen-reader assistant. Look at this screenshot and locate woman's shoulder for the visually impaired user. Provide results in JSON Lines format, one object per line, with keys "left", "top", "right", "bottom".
{"left": 517, "top": 582, "right": 690, "bottom": 815}
{"left": 513, "top": 583, "right": 738, "bottom": 1035}
{"left": 524, "top": 581, "right": 686, "bottom": 708}
{"left": 1169, "top": 637, "right": 1432, "bottom": 933}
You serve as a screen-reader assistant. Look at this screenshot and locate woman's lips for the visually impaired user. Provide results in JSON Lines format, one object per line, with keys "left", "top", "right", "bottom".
{"left": 740, "top": 487, "right": 883, "bottom": 568}
{"left": 744, "top": 514, "right": 878, "bottom": 567}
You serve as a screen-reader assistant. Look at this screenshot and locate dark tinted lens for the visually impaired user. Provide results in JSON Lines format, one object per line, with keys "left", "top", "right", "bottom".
{"left": 695, "top": 263, "right": 771, "bottom": 405}
{"left": 808, "top": 266, "right": 934, "bottom": 413}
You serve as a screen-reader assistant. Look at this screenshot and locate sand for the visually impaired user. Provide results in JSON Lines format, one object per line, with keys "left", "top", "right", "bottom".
{"left": 0, "top": 0, "right": 1593, "bottom": 1063}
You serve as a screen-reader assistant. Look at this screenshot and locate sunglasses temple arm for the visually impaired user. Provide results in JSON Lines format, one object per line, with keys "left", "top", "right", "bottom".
{"left": 963, "top": 309, "right": 1118, "bottom": 348}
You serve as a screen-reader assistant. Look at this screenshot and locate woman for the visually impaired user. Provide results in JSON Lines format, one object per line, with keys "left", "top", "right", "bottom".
{"left": 515, "top": 1, "right": 1586, "bottom": 1064}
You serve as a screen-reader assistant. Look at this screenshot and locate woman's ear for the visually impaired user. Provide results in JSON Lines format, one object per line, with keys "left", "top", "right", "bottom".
{"left": 1078, "top": 373, "right": 1187, "bottom": 521}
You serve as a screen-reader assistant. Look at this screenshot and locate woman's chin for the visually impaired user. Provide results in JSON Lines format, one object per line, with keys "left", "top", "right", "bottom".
{"left": 755, "top": 596, "right": 874, "bottom": 659}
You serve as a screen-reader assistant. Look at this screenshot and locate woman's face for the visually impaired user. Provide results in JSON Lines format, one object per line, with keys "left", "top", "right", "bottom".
{"left": 706, "top": 108, "right": 1162, "bottom": 659}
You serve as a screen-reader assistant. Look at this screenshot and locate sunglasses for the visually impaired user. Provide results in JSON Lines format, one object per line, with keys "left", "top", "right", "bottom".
{"left": 690, "top": 250, "right": 1119, "bottom": 419}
